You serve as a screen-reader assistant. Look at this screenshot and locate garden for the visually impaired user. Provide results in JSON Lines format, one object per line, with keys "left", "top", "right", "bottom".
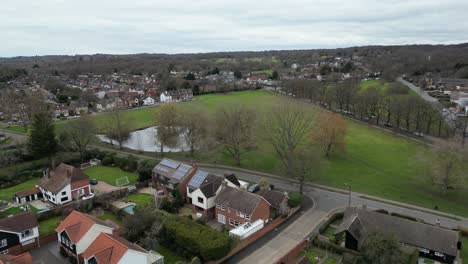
{"left": 82, "top": 165, "right": 139, "bottom": 186}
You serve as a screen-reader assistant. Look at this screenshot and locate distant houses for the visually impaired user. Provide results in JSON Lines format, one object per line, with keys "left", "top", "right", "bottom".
{"left": 160, "top": 89, "right": 193, "bottom": 103}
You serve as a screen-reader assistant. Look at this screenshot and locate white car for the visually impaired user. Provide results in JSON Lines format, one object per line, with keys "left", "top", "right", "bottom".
{"left": 82, "top": 193, "right": 95, "bottom": 200}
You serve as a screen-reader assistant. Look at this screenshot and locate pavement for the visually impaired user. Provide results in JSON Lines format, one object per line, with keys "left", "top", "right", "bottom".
{"left": 30, "top": 241, "right": 68, "bottom": 264}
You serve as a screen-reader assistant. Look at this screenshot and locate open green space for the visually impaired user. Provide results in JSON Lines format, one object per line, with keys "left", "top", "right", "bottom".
{"left": 39, "top": 216, "right": 62, "bottom": 235}
{"left": 0, "top": 179, "right": 38, "bottom": 201}
{"left": 252, "top": 69, "right": 273, "bottom": 75}
{"left": 125, "top": 193, "right": 154, "bottom": 207}
{"left": 360, "top": 79, "right": 391, "bottom": 91}
{"left": 82, "top": 165, "right": 138, "bottom": 186}
{"left": 304, "top": 248, "right": 324, "bottom": 264}
{"left": 3, "top": 90, "right": 468, "bottom": 216}
{"left": 0, "top": 205, "right": 38, "bottom": 217}
{"left": 155, "top": 245, "right": 189, "bottom": 264}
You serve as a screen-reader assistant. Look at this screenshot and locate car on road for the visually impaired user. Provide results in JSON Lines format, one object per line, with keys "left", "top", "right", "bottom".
{"left": 89, "top": 179, "right": 98, "bottom": 185}
{"left": 248, "top": 184, "right": 260, "bottom": 193}
{"left": 82, "top": 193, "right": 95, "bottom": 200}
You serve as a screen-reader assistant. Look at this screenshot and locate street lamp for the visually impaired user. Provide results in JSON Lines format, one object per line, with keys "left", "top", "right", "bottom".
{"left": 344, "top": 183, "right": 351, "bottom": 207}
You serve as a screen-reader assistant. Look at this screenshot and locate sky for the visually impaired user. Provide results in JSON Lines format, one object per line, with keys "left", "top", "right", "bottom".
{"left": 2, "top": 0, "right": 468, "bottom": 57}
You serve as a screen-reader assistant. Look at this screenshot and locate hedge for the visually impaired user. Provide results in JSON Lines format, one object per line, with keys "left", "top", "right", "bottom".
{"left": 319, "top": 211, "right": 344, "bottom": 234}
{"left": 288, "top": 192, "right": 304, "bottom": 207}
{"left": 160, "top": 214, "right": 231, "bottom": 261}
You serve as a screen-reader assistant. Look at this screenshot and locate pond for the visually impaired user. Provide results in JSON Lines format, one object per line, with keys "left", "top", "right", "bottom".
{"left": 97, "top": 126, "right": 188, "bottom": 152}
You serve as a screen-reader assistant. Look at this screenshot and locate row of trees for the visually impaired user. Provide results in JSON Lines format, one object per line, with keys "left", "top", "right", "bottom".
{"left": 283, "top": 79, "right": 452, "bottom": 138}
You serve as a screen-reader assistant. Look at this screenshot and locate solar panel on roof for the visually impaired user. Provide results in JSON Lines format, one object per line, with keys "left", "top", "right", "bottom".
{"left": 155, "top": 165, "right": 170, "bottom": 174}
{"left": 173, "top": 164, "right": 192, "bottom": 180}
{"left": 160, "top": 159, "right": 180, "bottom": 169}
{"left": 188, "top": 170, "right": 209, "bottom": 188}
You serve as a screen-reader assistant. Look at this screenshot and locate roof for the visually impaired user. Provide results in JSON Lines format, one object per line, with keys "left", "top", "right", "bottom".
{"left": 82, "top": 233, "right": 147, "bottom": 264}
{"left": 15, "top": 187, "right": 40, "bottom": 198}
{"left": 198, "top": 174, "right": 224, "bottom": 198}
{"left": 152, "top": 159, "right": 195, "bottom": 183}
{"left": 214, "top": 186, "right": 270, "bottom": 215}
{"left": 0, "top": 212, "right": 38, "bottom": 233}
{"left": 55, "top": 211, "right": 114, "bottom": 244}
{"left": 0, "top": 253, "right": 33, "bottom": 264}
{"left": 187, "top": 170, "right": 209, "bottom": 188}
{"left": 224, "top": 173, "right": 240, "bottom": 187}
{"left": 334, "top": 207, "right": 459, "bottom": 256}
{"left": 37, "top": 163, "right": 89, "bottom": 194}
{"left": 259, "top": 190, "right": 288, "bottom": 209}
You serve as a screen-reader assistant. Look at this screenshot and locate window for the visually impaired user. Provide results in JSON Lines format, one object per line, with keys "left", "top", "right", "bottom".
{"left": 197, "top": 197, "right": 204, "bottom": 203}
{"left": 234, "top": 221, "right": 240, "bottom": 227}
{"left": 0, "top": 239, "right": 6, "bottom": 248}
{"left": 216, "top": 204, "right": 220, "bottom": 209}
{"left": 221, "top": 205, "right": 226, "bottom": 211}
{"left": 188, "top": 187, "right": 195, "bottom": 193}
{"left": 78, "top": 189, "right": 85, "bottom": 196}
{"left": 245, "top": 214, "right": 251, "bottom": 220}
{"left": 61, "top": 196, "right": 68, "bottom": 202}
{"left": 217, "top": 214, "right": 226, "bottom": 224}
{"left": 21, "top": 229, "right": 33, "bottom": 238}
{"left": 61, "top": 191, "right": 66, "bottom": 195}
{"left": 229, "top": 219, "right": 235, "bottom": 226}
{"left": 0, "top": 250, "right": 8, "bottom": 255}
{"left": 239, "top": 212, "right": 245, "bottom": 218}
{"left": 227, "top": 207, "right": 231, "bottom": 213}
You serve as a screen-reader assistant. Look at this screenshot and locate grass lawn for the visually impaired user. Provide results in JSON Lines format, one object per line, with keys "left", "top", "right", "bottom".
{"left": 125, "top": 193, "right": 154, "bottom": 207}
{"left": 155, "top": 245, "right": 189, "bottom": 264}
{"left": 0, "top": 179, "right": 38, "bottom": 201}
{"left": 323, "top": 258, "right": 338, "bottom": 264}
{"left": 0, "top": 205, "right": 39, "bottom": 217}
{"left": 39, "top": 216, "right": 62, "bottom": 235}
{"left": 461, "top": 236, "right": 468, "bottom": 261}
{"left": 4, "top": 90, "right": 468, "bottom": 216}
{"left": 304, "top": 248, "right": 324, "bottom": 264}
{"left": 323, "top": 226, "right": 336, "bottom": 241}
{"left": 253, "top": 69, "right": 273, "bottom": 75}
{"left": 82, "top": 165, "right": 138, "bottom": 186}
{"left": 97, "top": 211, "right": 123, "bottom": 225}
{"left": 360, "top": 79, "right": 391, "bottom": 92}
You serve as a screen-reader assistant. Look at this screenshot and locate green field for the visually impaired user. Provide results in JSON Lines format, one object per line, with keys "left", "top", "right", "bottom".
{"left": 125, "top": 193, "right": 154, "bottom": 207}
{"left": 360, "top": 79, "right": 391, "bottom": 91}
{"left": 97, "top": 211, "right": 123, "bottom": 225}
{"left": 253, "top": 69, "right": 273, "bottom": 75}
{"left": 39, "top": 216, "right": 62, "bottom": 235}
{"left": 0, "top": 179, "right": 38, "bottom": 201}
{"left": 82, "top": 165, "right": 138, "bottom": 186}
{"left": 2, "top": 90, "right": 468, "bottom": 216}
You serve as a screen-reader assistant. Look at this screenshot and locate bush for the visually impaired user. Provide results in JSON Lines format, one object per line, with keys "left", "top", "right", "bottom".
{"left": 160, "top": 214, "right": 231, "bottom": 261}
{"left": 288, "top": 192, "right": 304, "bottom": 207}
{"left": 137, "top": 160, "right": 155, "bottom": 182}
{"left": 102, "top": 155, "right": 114, "bottom": 166}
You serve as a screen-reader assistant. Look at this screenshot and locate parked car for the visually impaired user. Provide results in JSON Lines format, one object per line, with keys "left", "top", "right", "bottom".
{"left": 248, "top": 184, "right": 260, "bottom": 193}
{"left": 82, "top": 193, "right": 95, "bottom": 200}
{"left": 90, "top": 179, "right": 98, "bottom": 185}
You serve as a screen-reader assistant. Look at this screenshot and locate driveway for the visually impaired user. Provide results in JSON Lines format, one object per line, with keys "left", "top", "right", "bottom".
{"left": 91, "top": 181, "right": 124, "bottom": 195}
{"left": 30, "top": 241, "right": 67, "bottom": 264}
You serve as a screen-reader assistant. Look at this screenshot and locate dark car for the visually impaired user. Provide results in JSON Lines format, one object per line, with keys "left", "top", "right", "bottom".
{"left": 89, "top": 179, "right": 98, "bottom": 185}
{"left": 248, "top": 184, "right": 260, "bottom": 193}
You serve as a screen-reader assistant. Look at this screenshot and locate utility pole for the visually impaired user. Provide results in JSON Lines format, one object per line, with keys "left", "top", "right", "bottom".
{"left": 345, "top": 183, "right": 351, "bottom": 207}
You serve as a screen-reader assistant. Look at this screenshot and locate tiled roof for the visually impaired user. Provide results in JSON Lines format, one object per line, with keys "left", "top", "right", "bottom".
{"left": 37, "top": 163, "right": 89, "bottom": 194}
{"left": 82, "top": 233, "right": 147, "bottom": 264}
{"left": 15, "top": 187, "right": 40, "bottom": 198}
{"left": 55, "top": 211, "right": 113, "bottom": 244}
{"left": 259, "top": 190, "right": 288, "bottom": 209}
{"left": 214, "top": 186, "right": 270, "bottom": 215}
{"left": 0, "top": 252, "right": 33, "bottom": 264}
{"left": 0, "top": 212, "right": 38, "bottom": 233}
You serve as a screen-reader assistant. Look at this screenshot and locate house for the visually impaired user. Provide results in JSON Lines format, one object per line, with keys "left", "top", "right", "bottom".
{"left": 214, "top": 186, "right": 270, "bottom": 229}
{"left": 152, "top": 159, "right": 197, "bottom": 197}
{"left": 0, "top": 212, "right": 39, "bottom": 255}
{"left": 69, "top": 101, "right": 89, "bottom": 115}
{"left": 36, "top": 163, "right": 91, "bottom": 205}
{"left": 14, "top": 187, "right": 42, "bottom": 204}
{"left": 258, "top": 190, "right": 288, "bottom": 217}
{"left": 55, "top": 211, "right": 115, "bottom": 264}
{"left": 159, "top": 89, "right": 193, "bottom": 103}
{"left": 186, "top": 171, "right": 241, "bottom": 217}
{"left": 334, "top": 207, "right": 459, "bottom": 264}
{"left": 82, "top": 233, "right": 164, "bottom": 264}
{"left": 54, "top": 104, "right": 70, "bottom": 118}
{"left": 142, "top": 96, "right": 156, "bottom": 106}
{"left": 0, "top": 252, "right": 33, "bottom": 264}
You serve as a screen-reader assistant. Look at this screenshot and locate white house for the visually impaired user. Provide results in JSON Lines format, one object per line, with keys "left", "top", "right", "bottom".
{"left": 186, "top": 170, "right": 241, "bottom": 217}
{"left": 160, "top": 91, "right": 172, "bottom": 103}
{"left": 82, "top": 233, "right": 164, "bottom": 264}
{"left": 143, "top": 96, "right": 156, "bottom": 106}
{"left": 36, "top": 163, "right": 91, "bottom": 205}
{"left": 55, "top": 211, "right": 115, "bottom": 263}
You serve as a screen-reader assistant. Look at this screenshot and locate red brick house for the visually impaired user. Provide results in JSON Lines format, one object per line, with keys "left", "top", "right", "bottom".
{"left": 152, "top": 159, "right": 197, "bottom": 197}
{"left": 214, "top": 186, "right": 270, "bottom": 228}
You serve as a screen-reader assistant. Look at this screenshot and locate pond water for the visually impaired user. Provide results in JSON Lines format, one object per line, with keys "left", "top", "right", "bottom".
{"left": 97, "top": 126, "right": 188, "bottom": 152}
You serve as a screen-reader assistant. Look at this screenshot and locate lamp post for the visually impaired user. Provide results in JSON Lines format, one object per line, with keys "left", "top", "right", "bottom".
{"left": 344, "top": 183, "right": 351, "bottom": 207}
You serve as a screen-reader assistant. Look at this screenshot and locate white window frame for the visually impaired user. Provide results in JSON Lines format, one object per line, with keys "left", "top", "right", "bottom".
{"left": 0, "top": 239, "right": 7, "bottom": 248}
{"left": 21, "top": 229, "right": 33, "bottom": 239}
{"left": 217, "top": 214, "right": 226, "bottom": 224}
{"left": 229, "top": 218, "right": 235, "bottom": 226}
{"left": 245, "top": 214, "right": 251, "bottom": 220}
{"left": 0, "top": 249, "right": 8, "bottom": 255}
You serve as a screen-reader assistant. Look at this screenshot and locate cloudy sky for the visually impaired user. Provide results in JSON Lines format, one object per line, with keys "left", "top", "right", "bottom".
{"left": 2, "top": 0, "right": 468, "bottom": 56}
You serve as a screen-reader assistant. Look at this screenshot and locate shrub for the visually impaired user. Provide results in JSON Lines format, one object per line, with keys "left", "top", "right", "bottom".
{"left": 288, "top": 192, "right": 304, "bottom": 207}
{"left": 137, "top": 160, "right": 155, "bottom": 182}
{"left": 102, "top": 155, "right": 114, "bottom": 166}
{"left": 160, "top": 214, "right": 231, "bottom": 261}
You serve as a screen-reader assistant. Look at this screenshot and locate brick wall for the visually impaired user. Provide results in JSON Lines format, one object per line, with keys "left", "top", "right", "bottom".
{"left": 39, "top": 232, "right": 57, "bottom": 246}
{"left": 215, "top": 198, "right": 270, "bottom": 228}
{"left": 274, "top": 239, "right": 309, "bottom": 264}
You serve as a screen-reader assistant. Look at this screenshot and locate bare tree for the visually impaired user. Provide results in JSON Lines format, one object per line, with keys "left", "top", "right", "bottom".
{"left": 427, "top": 140, "right": 466, "bottom": 191}
{"left": 265, "top": 101, "right": 314, "bottom": 178}
{"left": 106, "top": 107, "right": 132, "bottom": 150}
{"left": 155, "top": 103, "right": 179, "bottom": 157}
{"left": 63, "top": 115, "right": 96, "bottom": 162}
{"left": 215, "top": 105, "right": 256, "bottom": 166}
{"left": 179, "top": 107, "right": 210, "bottom": 157}
{"left": 293, "top": 147, "right": 322, "bottom": 194}
{"left": 312, "top": 112, "right": 347, "bottom": 158}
